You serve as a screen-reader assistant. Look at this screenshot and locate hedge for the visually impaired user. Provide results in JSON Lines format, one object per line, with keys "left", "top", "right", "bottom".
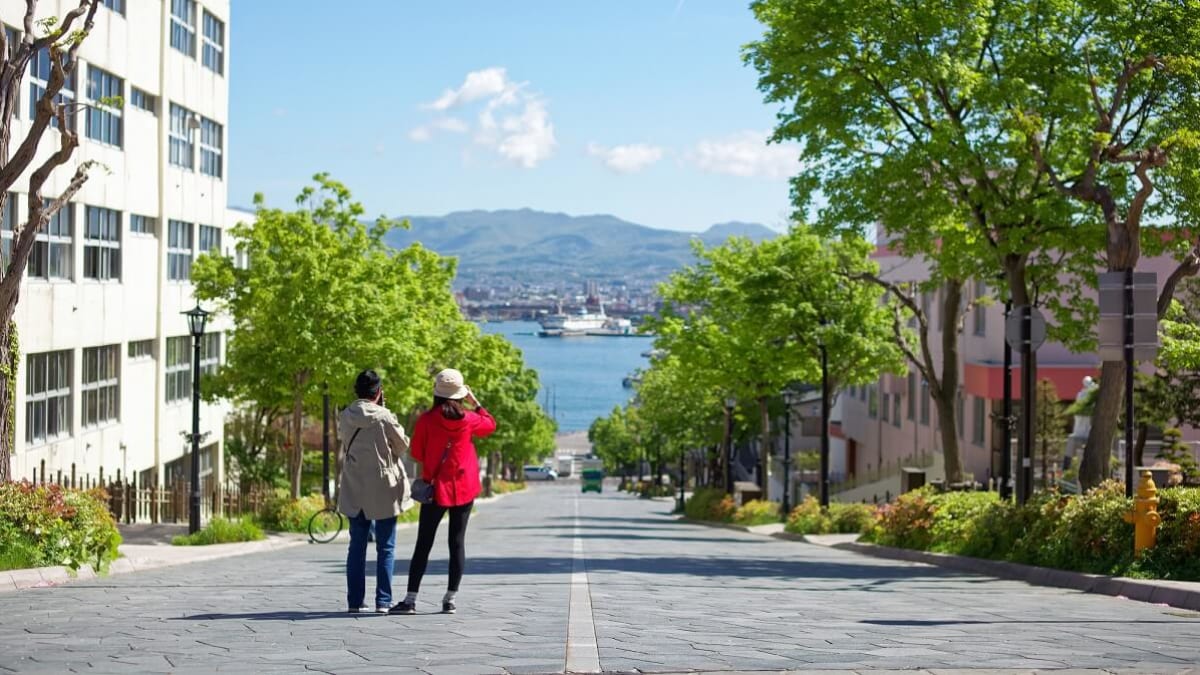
{"left": 864, "top": 481, "right": 1200, "bottom": 581}
{"left": 0, "top": 481, "right": 122, "bottom": 572}
{"left": 784, "top": 496, "right": 877, "bottom": 535}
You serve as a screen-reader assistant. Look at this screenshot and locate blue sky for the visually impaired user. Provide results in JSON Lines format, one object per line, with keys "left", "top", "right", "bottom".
{"left": 229, "top": 1, "right": 798, "bottom": 232}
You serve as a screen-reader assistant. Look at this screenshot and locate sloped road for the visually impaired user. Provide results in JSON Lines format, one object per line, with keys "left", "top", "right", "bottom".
{"left": 2, "top": 483, "right": 1199, "bottom": 673}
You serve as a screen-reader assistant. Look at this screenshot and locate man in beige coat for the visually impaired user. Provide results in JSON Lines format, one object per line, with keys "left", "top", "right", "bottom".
{"left": 338, "top": 370, "right": 413, "bottom": 612}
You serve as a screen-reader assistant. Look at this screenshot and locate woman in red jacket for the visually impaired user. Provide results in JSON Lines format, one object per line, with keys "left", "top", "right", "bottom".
{"left": 390, "top": 368, "right": 496, "bottom": 615}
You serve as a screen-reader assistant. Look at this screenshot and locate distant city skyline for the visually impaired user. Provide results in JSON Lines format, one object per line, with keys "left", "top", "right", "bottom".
{"left": 230, "top": 1, "right": 798, "bottom": 233}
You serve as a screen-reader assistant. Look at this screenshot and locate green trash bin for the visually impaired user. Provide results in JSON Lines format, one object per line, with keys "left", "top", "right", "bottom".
{"left": 581, "top": 469, "right": 604, "bottom": 493}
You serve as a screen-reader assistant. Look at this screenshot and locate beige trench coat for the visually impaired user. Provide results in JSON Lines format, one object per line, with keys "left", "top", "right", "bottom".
{"left": 336, "top": 399, "right": 414, "bottom": 520}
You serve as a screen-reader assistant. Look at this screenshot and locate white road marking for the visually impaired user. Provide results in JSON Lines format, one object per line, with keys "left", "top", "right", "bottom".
{"left": 565, "top": 496, "right": 601, "bottom": 673}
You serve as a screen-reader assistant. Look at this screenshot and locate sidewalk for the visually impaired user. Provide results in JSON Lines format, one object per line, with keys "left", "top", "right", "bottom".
{"left": 679, "top": 515, "right": 1200, "bottom": 612}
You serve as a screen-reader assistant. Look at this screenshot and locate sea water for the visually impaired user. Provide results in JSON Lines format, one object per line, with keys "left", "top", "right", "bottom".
{"left": 480, "top": 320, "right": 650, "bottom": 432}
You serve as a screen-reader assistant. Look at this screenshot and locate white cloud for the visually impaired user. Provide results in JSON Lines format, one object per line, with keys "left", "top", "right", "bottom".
{"left": 688, "top": 131, "right": 800, "bottom": 179}
{"left": 427, "top": 67, "right": 520, "bottom": 111}
{"left": 407, "top": 117, "right": 469, "bottom": 143}
{"left": 587, "top": 142, "right": 664, "bottom": 173}
{"left": 414, "top": 67, "right": 556, "bottom": 168}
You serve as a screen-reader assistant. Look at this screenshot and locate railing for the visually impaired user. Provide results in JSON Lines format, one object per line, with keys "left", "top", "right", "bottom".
{"left": 24, "top": 462, "right": 270, "bottom": 525}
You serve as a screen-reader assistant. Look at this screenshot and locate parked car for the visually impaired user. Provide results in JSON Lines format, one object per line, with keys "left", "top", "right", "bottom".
{"left": 523, "top": 465, "right": 558, "bottom": 481}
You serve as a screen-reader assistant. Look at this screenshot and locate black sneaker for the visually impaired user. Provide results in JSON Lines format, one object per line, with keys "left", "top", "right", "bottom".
{"left": 442, "top": 600, "right": 456, "bottom": 614}
{"left": 388, "top": 601, "right": 416, "bottom": 615}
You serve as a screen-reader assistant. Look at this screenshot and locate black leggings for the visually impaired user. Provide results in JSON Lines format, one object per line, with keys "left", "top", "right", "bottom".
{"left": 406, "top": 501, "right": 473, "bottom": 593}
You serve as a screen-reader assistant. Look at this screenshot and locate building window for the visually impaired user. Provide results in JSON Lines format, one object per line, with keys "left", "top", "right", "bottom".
{"left": 973, "top": 280, "right": 988, "bottom": 336}
{"left": 28, "top": 47, "right": 75, "bottom": 128}
{"left": 169, "top": 103, "right": 195, "bottom": 169}
{"left": 881, "top": 393, "right": 890, "bottom": 422}
{"left": 199, "top": 117, "right": 222, "bottom": 178}
{"left": 198, "top": 224, "right": 221, "bottom": 254}
{"left": 893, "top": 392, "right": 902, "bottom": 428}
{"left": 83, "top": 205, "right": 120, "bottom": 281}
{"left": 202, "top": 11, "right": 224, "bottom": 75}
{"left": 972, "top": 396, "right": 986, "bottom": 446}
{"left": 128, "top": 339, "right": 153, "bottom": 360}
{"left": 25, "top": 350, "right": 71, "bottom": 445}
{"left": 101, "top": 0, "right": 125, "bottom": 15}
{"left": 82, "top": 345, "right": 119, "bottom": 427}
{"left": 2, "top": 191, "right": 15, "bottom": 270}
{"left": 170, "top": 0, "right": 197, "bottom": 58}
{"left": 906, "top": 373, "right": 916, "bottom": 420}
{"left": 920, "top": 379, "right": 930, "bottom": 425}
{"left": 130, "top": 87, "right": 156, "bottom": 114}
{"left": 85, "top": 66, "right": 122, "bottom": 147}
{"left": 200, "top": 333, "right": 220, "bottom": 375}
{"left": 130, "top": 214, "right": 156, "bottom": 236}
{"left": 867, "top": 385, "right": 878, "bottom": 419}
{"left": 168, "top": 220, "right": 193, "bottom": 281}
{"left": 29, "top": 201, "right": 73, "bottom": 280}
{"left": 165, "top": 336, "right": 192, "bottom": 403}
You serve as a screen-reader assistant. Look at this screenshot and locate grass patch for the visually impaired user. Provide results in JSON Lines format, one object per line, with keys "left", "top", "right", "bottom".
{"left": 172, "top": 517, "right": 265, "bottom": 546}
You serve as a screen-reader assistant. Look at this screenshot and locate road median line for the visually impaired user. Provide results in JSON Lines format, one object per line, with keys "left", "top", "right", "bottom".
{"left": 565, "top": 495, "right": 601, "bottom": 674}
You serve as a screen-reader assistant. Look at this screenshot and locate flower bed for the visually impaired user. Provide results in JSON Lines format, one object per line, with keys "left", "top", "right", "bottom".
{"left": 0, "top": 481, "right": 122, "bottom": 572}
{"left": 864, "top": 482, "right": 1200, "bottom": 581}
{"left": 784, "top": 496, "right": 877, "bottom": 535}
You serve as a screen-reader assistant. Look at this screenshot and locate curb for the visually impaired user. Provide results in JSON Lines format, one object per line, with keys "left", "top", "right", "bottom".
{"left": 828, "top": 540, "right": 1200, "bottom": 612}
{"left": 0, "top": 534, "right": 307, "bottom": 594}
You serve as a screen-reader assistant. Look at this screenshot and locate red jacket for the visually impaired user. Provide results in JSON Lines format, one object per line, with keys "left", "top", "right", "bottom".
{"left": 410, "top": 406, "right": 497, "bottom": 507}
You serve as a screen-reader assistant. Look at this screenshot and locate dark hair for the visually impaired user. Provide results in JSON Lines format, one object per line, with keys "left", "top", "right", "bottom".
{"left": 355, "top": 370, "right": 382, "bottom": 400}
{"left": 434, "top": 396, "right": 465, "bottom": 421}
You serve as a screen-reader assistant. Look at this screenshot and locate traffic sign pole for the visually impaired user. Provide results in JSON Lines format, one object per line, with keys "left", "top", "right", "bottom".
{"left": 1125, "top": 268, "right": 1135, "bottom": 498}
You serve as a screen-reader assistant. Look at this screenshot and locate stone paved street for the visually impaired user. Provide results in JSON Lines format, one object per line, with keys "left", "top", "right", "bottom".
{"left": 2, "top": 483, "right": 1200, "bottom": 673}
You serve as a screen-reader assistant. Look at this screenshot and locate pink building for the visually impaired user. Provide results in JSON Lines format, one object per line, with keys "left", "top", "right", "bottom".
{"left": 833, "top": 245, "right": 1191, "bottom": 493}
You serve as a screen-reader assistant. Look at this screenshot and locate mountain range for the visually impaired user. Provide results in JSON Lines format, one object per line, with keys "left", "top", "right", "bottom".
{"left": 382, "top": 209, "right": 778, "bottom": 286}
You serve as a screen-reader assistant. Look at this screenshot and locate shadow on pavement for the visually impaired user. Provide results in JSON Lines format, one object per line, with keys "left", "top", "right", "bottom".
{"left": 862, "top": 618, "right": 1197, "bottom": 626}
{"left": 555, "top": 533, "right": 760, "bottom": 544}
{"left": 176, "top": 611, "right": 367, "bottom": 621}
{"left": 393, "top": 556, "right": 970, "bottom": 581}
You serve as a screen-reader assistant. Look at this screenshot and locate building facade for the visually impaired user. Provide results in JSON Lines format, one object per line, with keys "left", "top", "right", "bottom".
{"left": 4, "top": 0, "right": 235, "bottom": 490}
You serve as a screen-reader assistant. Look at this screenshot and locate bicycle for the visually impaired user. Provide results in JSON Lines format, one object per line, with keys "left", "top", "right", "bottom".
{"left": 307, "top": 498, "right": 344, "bottom": 543}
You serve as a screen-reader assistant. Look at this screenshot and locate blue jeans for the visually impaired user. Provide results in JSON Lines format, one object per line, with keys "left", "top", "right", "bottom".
{"left": 346, "top": 511, "right": 397, "bottom": 609}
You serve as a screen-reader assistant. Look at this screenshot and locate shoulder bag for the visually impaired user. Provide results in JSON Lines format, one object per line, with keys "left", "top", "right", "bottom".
{"left": 411, "top": 439, "right": 452, "bottom": 505}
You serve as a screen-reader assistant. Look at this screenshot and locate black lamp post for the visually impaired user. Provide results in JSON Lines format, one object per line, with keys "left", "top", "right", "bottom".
{"left": 818, "top": 319, "right": 831, "bottom": 509}
{"left": 781, "top": 389, "right": 797, "bottom": 521}
{"left": 182, "top": 304, "right": 210, "bottom": 535}
{"left": 724, "top": 397, "right": 736, "bottom": 494}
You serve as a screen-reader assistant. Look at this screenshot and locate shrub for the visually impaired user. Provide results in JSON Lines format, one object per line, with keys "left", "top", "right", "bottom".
{"left": 685, "top": 487, "right": 732, "bottom": 522}
{"left": 491, "top": 480, "right": 526, "bottom": 495}
{"left": 258, "top": 490, "right": 326, "bottom": 533}
{"left": 733, "top": 499, "right": 780, "bottom": 526}
{"left": 785, "top": 496, "right": 832, "bottom": 534}
{"left": 926, "top": 491, "right": 1000, "bottom": 553}
{"left": 866, "top": 487, "right": 937, "bottom": 549}
{"left": 1134, "top": 487, "right": 1200, "bottom": 581}
{"left": 172, "top": 517, "right": 265, "bottom": 546}
{"left": 829, "top": 502, "right": 877, "bottom": 534}
{"left": 0, "top": 481, "right": 121, "bottom": 572}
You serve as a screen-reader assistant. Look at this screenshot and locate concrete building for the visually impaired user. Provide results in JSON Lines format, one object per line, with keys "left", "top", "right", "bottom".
{"left": 4, "top": 0, "right": 235, "bottom": 492}
{"left": 829, "top": 242, "right": 1195, "bottom": 500}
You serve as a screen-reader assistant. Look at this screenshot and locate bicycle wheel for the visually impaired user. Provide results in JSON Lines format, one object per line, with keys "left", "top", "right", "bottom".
{"left": 308, "top": 508, "right": 344, "bottom": 543}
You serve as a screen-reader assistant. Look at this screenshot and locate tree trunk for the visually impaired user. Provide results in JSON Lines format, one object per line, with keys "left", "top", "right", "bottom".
{"left": 938, "top": 282, "right": 965, "bottom": 484}
{"left": 0, "top": 318, "right": 16, "bottom": 483}
{"left": 1135, "top": 422, "right": 1150, "bottom": 467}
{"left": 758, "top": 396, "right": 770, "bottom": 501}
{"left": 289, "top": 371, "right": 310, "bottom": 499}
{"left": 1081, "top": 360, "right": 1124, "bottom": 489}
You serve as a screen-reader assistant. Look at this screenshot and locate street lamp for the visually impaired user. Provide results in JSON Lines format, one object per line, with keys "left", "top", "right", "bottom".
{"left": 182, "top": 303, "right": 209, "bottom": 535}
{"left": 817, "top": 318, "right": 831, "bottom": 508}
{"left": 724, "top": 397, "right": 736, "bottom": 494}
{"left": 782, "top": 388, "right": 798, "bottom": 520}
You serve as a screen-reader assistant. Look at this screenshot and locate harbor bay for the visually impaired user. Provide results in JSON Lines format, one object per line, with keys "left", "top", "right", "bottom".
{"left": 480, "top": 320, "right": 650, "bottom": 432}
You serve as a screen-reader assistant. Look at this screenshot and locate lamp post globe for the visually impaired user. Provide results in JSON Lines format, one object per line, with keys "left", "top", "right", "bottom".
{"left": 181, "top": 304, "right": 209, "bottom": 535}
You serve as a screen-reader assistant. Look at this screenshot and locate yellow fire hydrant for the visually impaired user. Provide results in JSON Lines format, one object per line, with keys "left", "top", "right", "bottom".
{"left": 1124, "top": 470, "right": 1162, "bottom": 554}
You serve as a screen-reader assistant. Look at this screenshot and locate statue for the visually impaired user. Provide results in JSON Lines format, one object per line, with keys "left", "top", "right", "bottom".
{"left": 1070, "top": 376, "right": 1097, "bottom": 439}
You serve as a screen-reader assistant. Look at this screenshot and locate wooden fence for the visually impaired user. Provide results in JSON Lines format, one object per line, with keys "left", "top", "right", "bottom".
{"left": 26, "top": 460, "right": 271, "bottom": 525}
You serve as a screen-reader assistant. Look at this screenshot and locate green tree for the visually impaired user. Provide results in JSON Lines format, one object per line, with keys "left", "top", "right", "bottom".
{"left": 193, "top": 175, "right": 460, "bottom": 497}
{"left": 1035, "top": 379, "right": 1068, "bottom": 489}
{"left": 589, "top": 405, "right": 638, "bottom": 480}
{"left": 745, "top": 0, "right": 1200, "bottom": 490}
{"left": 0, "top": 0, "right": 103, "bottom": 482}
